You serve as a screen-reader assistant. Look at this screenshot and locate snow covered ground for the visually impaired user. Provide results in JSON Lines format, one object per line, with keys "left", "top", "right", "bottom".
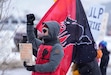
{"left": 0, "top": 68, "right": 31, "bottom": 75}
{"left": 0, "top": 65, "right": 111, "bottom": 75}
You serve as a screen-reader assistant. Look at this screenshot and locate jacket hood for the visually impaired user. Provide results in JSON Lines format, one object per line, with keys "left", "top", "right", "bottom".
{"left": 99, "top": 40, "right": 107, "bottom": 48}
{"left": 43, "top": 21, "right": 60, "bottom": 40}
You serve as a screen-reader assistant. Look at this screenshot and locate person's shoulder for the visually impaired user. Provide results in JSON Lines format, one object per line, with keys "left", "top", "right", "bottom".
{"left": 52, "top": 43, "right": 64, "bottom": 55}
{"left": 53, "top": 43, "right": 62, "bottom": 48}
{"left": 52, "top": 43, "right": 63, "bottom": 51}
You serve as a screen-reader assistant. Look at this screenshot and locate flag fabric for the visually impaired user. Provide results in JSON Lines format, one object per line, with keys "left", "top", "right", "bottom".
{"left": 53, "top": 0, "right": 57, "bottom": 2}
{"left": 75, "top": 0, "right": 94, "bottom": 43}
{"left": 36, "top": 0, "right": 94, "bottom": 74}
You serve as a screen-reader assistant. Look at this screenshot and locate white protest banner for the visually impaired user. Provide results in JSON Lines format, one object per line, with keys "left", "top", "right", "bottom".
{"left": 87, "top": 4, "right": 105, "bottom": 41}
{"left": 98, "top": 13, "right": 109, "bottom": 40}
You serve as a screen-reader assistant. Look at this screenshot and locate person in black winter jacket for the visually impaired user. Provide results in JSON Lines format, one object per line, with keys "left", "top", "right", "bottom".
{"left": 73, "top": 41, "right": 102, "bottom": 75}
{"left": 99, "top": 40, "right": 110, "bottom": 75}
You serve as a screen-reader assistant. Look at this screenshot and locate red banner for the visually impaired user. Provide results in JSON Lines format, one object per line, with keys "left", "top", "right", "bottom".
{"left": 36, "top": 0, "right": 76, "bottom": 74}
{"left": 36, "top": 0, "right": 95, "bottom": 74}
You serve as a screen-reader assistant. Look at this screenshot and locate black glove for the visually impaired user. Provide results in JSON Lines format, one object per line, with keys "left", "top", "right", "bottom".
{"left": 23, "top": 61, "right": 35, "bottom": 71}
{"left": 26, "top": 14, "right": 35, "bottom": 25}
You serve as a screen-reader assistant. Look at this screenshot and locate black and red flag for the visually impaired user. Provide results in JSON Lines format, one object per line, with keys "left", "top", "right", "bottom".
{"left": 36, "top": 0, "right": 94, "bottom": 74}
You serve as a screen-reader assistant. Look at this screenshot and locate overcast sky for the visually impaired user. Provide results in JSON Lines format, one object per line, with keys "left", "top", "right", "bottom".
{"left": 2, "top": 0, "right": 111, "bottom": 18}
{"left": 2, "top": 0, "right": 54, "bottom": 18}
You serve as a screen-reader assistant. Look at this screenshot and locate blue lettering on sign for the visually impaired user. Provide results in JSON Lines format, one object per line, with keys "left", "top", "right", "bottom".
{"left": 88, "top": 7, "right": 104, "bottom": 19}
{"left": 88, "top": 20, "right": 101, "bottom": 31}
{"left": 98, "top": 8, "right": 104, "bottom": 19}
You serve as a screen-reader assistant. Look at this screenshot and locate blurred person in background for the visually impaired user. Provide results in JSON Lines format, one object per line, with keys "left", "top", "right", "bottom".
{"left": 96, "top": 47, "right": 103, "bottom": 63}
{"left": 99, "top": 40, "right": 110, "bottom": 75}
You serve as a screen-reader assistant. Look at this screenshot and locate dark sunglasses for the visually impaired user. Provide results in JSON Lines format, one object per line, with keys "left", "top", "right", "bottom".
{"left": 42, "top": 28, "right": 48, "bottom": 33}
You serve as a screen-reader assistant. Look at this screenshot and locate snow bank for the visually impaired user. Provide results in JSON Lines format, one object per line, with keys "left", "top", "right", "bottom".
{"left": 0, "top": 52, "right": 23, "bottom": 70}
